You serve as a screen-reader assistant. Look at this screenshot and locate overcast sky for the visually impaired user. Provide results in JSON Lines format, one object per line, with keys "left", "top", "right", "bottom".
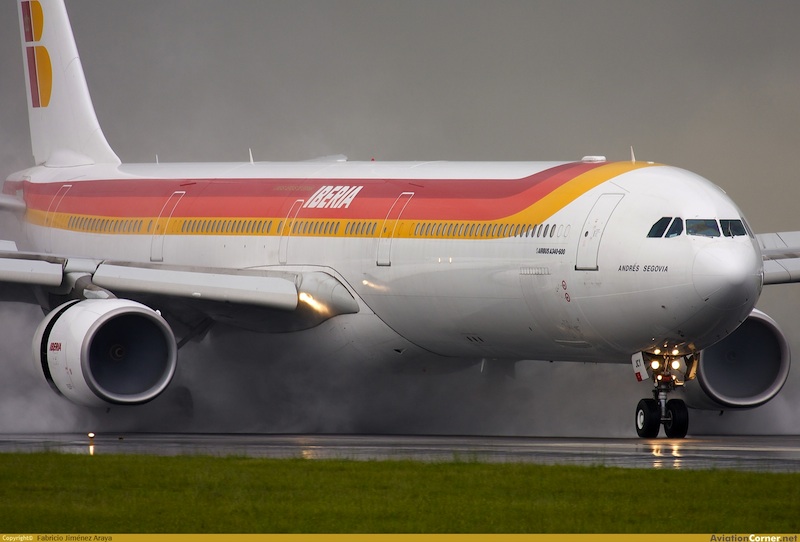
{"left": 0, "top": 1, "right": 798, "bottom": 434}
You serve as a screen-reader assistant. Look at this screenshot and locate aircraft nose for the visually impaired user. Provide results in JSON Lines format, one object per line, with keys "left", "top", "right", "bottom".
{"left": 692, "top": 242, "right": 761, "bottom": 310}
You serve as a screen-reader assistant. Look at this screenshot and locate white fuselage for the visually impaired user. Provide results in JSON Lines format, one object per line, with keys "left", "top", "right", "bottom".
{"left": 8, "top": 159, "right": 763, "bottom": 367}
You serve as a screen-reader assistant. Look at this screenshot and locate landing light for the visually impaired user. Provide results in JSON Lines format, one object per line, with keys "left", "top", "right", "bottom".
{"left": 650, "top": 360, "right": 661, "bottom": 370}
{"left": 671, "top": 360, "right": 681, "bottom": 370}
{"left": 653, "top": 348, "right": 662, "bottom": 355}
{"left": 299, "top": 292, "right": 329, "bottom": 315}
{"left": 361, "top": 279, "right": 389, "bottom": 292}
{"left": 671, "top": 348, "right": 680, "bottom": 356}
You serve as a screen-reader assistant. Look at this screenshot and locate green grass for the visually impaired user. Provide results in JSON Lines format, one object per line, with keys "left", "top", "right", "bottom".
{"left": 0, "top": 453, "right": 798, "bottom": 533}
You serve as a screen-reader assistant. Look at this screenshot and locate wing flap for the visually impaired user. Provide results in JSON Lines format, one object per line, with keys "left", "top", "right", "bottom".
{"left": 93, "top": 263, "right": 298, "bottom": 311}
{"left": 763, "top": 259, "right": 800, "bottom": 285}
{"left": 757, "top": 231, "right": 800, "bottom": 285}
{"left": 0, "top": 252, "right": 64, "bottom": 286}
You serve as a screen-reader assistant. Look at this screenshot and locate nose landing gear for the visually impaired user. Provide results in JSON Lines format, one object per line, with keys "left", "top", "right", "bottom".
{"left": 633, "top": 353, "right": 691, "bottom": 438}
{"left": 635, "top": 397, "right": 689, "bottom": 438}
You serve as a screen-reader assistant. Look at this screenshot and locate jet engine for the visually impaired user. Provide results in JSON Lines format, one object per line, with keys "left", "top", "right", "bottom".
{"left": 681, "top": 309, "right": 791, "bottom": 410}
{"left": 33, "top": 299, "right": 177, "bottom": 407}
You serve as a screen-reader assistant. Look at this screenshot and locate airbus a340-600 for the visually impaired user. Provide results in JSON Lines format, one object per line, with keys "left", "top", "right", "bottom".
{"left": 2, "top": 0, "right": 797, "bottom": 438}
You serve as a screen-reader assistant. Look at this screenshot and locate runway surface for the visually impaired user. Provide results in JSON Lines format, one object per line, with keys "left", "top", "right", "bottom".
{"left": 1, "top": 433, "right": 800, "bottom": 471}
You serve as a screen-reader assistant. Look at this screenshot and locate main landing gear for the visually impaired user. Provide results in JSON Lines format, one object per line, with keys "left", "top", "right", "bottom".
{"left": 633, "top": 353, "right": 692, "bottom": 438}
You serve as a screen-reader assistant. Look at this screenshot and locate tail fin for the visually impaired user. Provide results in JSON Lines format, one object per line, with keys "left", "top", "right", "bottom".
{"left": 18, "top": 0, "right": 120, "bottom": 167}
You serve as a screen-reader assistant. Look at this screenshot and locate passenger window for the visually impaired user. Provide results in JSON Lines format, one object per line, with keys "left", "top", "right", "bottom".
{"left": 686, "top": 219, "right": 720, "bottom": 237}
{"left": 648, "top": 217, "right": 672, "bottom": 238}
{"left": 720, "top": 219, "right": 747, "bottom": 237}
{"left": 665, "top": 218, "right": 683, "bottom": 238}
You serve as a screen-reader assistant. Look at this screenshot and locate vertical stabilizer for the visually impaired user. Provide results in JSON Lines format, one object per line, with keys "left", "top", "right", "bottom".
{"left": 18, "top": 0, "right": 120, "bottom": 167}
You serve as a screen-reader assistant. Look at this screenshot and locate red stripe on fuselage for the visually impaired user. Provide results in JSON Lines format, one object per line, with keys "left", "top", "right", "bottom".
{"left": 19, "top": 161, "right": 605, "bottom": 221}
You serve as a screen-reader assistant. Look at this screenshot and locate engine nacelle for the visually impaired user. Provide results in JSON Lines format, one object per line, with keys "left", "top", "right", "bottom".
{"left": 33, "top": 299, "right": 177, "bottom": 408}
{"left": 681, "top": 309, "right": 791, "bottom": 410}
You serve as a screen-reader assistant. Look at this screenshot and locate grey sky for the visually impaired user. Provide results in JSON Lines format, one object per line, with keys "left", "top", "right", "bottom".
{"left": 0, "top": 1, "right": 798, "bottom": 434}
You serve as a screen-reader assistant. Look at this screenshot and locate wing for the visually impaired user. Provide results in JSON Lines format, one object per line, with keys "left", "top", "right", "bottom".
{"left": 757, "top": 231, "right": 800, "bottom": 284}
{"left": 0, "top": 194, "right": 26, "bottom": 213}
{"left": 0, "top": 247, "right": 359, "bottom": 334}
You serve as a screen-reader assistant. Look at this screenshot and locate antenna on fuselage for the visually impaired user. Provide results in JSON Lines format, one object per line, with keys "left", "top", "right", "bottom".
{"left": 249, "top": 148, "right": 254, "bottom": 164}
{"left": 630, "top": 145, "right": 636, "bottom": 163}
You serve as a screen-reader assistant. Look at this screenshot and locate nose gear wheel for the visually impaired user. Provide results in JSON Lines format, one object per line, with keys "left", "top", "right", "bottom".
{"left": 635, "top": 399, "right": 660, "bottom": 438}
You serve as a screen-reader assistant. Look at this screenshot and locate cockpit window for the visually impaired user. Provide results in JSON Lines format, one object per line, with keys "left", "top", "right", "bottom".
{"left": 647, "top": 217, "right": 684, "bottom": 238}
{"left": 648, "top": 217, "right": 746, "bottom": 239}
{"left": 686, "top": 219, "right": 720, "bottom": 237}
{"left": 647, "top": 217, "right": 672, "bottom": 238}
{"left": 720, "top": 219, "right": 747, "bottom": 237}
{"left": 666, "top": 217, "right": 683, "bottom": 238}
{"left": 743, "top": 218, "right": 755, "bottom": 238}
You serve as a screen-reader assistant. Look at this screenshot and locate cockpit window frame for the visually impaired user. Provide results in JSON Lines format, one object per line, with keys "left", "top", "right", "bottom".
{"left": 665, "top": 217, "right": 683, "bottom": 238}
{"left": 719, "top": 219, "right": 748, "bottom": 238}
{"left": 647, "top": 217, "right": 672, "bottom": 238}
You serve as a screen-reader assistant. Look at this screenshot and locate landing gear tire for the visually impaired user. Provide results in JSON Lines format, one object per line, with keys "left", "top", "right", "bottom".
{"left": 635, "top": 398, "right": 660, "bottom": 438}
{"left": 663, "top": 399, "right": 689, "bottom": 438}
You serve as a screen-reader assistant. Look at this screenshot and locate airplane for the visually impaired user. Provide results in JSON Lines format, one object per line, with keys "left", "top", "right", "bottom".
{"left": 1, "top": 0, "right": 798, "bottom": 439}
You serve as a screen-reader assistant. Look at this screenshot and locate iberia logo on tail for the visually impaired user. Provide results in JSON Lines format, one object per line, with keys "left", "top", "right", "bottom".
{"left": 21, "top": 0, "right": 51, "bottom": 108}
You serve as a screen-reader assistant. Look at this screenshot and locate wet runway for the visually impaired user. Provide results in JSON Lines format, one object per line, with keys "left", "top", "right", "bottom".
{"left": 2, "top": 433, "right": 800, "bottom": 471}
